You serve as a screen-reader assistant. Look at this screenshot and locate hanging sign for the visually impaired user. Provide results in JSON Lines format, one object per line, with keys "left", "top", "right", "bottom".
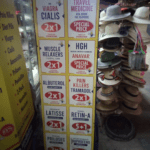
{"left": 69, "top": 41, "right": 95, "bottom": 74}
{"left": 68, "top": 0, "right": 97, "bottom": 38}
{"left": 70, "top": 107, "right": 92, "bottom": 134}
{"left": 44, "top": 106, "right": 66, "bottom": 132}
{"left": 69, "top": 76, "right": 93, "bottom": 106}
{"left": 36, "top": 0, "right": 65, "bottom": 38}
{"left": 42, "top": 75, "right": 66, "bottom": 105}
{"left": 70, "top": 135, "right": 92, "bottom": 150}
{"left": 40, "top": 40, "right": 66, "bottom": 73}
{"left": 46, "top": 133, "right": 67, "bottom": 150}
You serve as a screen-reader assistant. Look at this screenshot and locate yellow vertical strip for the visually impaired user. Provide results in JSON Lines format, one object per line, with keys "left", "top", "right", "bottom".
{"left": 63, "top": 0, "right": 70, "bottom": 149}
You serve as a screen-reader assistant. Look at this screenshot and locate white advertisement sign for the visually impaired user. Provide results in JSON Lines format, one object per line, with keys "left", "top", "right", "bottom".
{"left": 44, "top": 106, "right": 66, "bottom": 132}
{"left": 69, "top": 76, "right": 93, "bottom": 106}
{"left": 70, "top": 135, "right": 92, "bottom": 150}
{"left": 36, "top": 0, "right": 64, "bottom": 38}
{"left": 69, "top": 41, "right": 95, "bottom": 74}
{"left": 68, "top": 0, "right": 97, "bottom": 38}
{"left": 42, "top": 75, "right": 66, "bottom": 105}
{"left": 46, "top": 133, "right": 67, "bottom": 150}
{"left": 40, "top": 40, "right": 66, "bottom": 73}
{"left": 70, "top": 107, "right": 92, "bottom": 134}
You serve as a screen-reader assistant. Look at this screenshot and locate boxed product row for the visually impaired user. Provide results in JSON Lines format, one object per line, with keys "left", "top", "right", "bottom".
{"left": 42, "top": 75, "right": 94, "bottom": 106}
{"left": 36, "top": 0, "right": 97, "bottom": 38}
{"left": 46, "top": 133, "right": 92, "bottom": 150}
{"left": 44, "top": 106, "right": 93, "bottom": 134}
{"left": 39, "top": 40, "right": 95, "bottom": 74}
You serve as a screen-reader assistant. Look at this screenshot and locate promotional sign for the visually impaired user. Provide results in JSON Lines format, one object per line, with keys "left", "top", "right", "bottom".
{"left": 40, "top": 40, "right": 66, "bottom": 73}
{"left": 70, "top": 107, "right": 92, "bottom": 134}
{"left": 0, "top": 67, "right": 18, "bottom": 147}
{"left": 44, "top": 106, "right": 66, "bottom": 132}
{"left": 42, "top": 75, "right": 66, "bottom": 104}
{"left": 46, "top": 133, "right": 67, "bottom": 150}
{"left": 69, "top": 41, "right": 95, "bottom": 74}
{"left": 0, "top": 0, "right": 35, "bottom": 149}
{"left": 70, "top": 135, "right": 92, "bottom": 150}
{"left": 36, "top": 0, "right": 65, "bottom": 38}
{"left": 69, "top": 76, "right": 93, "bottom": 106}
{"left": 68, "top": 0, "right": 97, "bottom": 38}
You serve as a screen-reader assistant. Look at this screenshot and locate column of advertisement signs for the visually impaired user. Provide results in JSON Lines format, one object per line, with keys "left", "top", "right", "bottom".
{"left": 34, "top": 0, "right": 99, "bottom": 149}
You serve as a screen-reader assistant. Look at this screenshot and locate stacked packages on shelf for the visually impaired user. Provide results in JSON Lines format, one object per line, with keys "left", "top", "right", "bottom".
{"left": 97, "top": 4, "right": 150, "bottom": 116}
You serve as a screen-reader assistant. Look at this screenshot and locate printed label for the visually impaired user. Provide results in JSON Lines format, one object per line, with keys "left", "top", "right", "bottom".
{"left": 69, "top": 41, "right": 95, "bottom": 74}
{"left": 69, "top": 76, "right": 93, "bottom": 106}
{"left": 42, "top": 75, "right": 66, "bottom": 104}
{"left": 70, "top": 135, "right": 92, "bottom": 150}
{"left": 46, "top": 133, "right": 67, "bottom": 150}
{"left": 68, "top": 0, "right": 97, "bottom": 38}
{"left": 44, "top": 106, "right": 66, "bottom": 132}
{"left": 40, "top": 40, "right": 65, "bottom": 73}
{"left": 36, "top": 0, "right": 64, "bottom": 38}
{"left": 70, "top": 107, "right": 92, "bottom": 134}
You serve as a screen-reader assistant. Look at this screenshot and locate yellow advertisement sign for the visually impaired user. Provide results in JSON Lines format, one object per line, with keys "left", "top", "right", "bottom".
{"left": 0, "top": 0, "right": 35, "bottom": 149}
